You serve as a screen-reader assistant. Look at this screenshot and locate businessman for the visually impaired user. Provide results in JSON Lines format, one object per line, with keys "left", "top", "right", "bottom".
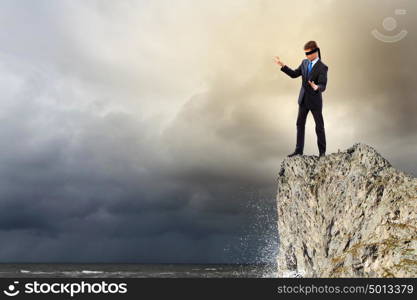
{"left": 274, "top": 40, "right": 328, "bottom": 158}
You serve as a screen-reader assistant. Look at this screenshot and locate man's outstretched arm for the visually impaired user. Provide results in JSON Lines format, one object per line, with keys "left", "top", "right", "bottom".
{"left": 274, "top": 56, "right": 302, "bottom": 79}
{"left": 280, "top": 63, "right": 303, "bottom": 78}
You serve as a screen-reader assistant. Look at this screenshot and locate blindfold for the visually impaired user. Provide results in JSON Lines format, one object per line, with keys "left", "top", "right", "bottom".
{"left": 305, "top": 48, "right": 319, "bottom": 55}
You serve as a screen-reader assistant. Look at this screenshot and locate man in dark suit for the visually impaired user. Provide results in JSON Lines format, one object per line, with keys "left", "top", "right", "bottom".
{"left": 274, "top": 40, "right": 328, "bottom": 158}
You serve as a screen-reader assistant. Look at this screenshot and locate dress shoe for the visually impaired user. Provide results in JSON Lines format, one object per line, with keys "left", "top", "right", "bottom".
{"left": 319, "top": 152, "right": 325, "bottom": 157}
{"left": 287, "top": 150, "right": 303, "bottom": 157}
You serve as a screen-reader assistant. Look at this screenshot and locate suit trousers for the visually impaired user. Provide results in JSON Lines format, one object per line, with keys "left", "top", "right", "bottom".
{"left": 295, "top": 98, "right": 326, "bottom": 154}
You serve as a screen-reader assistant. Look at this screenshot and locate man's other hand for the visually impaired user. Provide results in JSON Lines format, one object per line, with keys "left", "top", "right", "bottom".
{"left": 308, "top": 80, "right": 319, "bottom": 91}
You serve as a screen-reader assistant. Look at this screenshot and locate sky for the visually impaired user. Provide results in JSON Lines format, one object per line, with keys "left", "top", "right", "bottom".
{"left": 0, "top": 0, "right": 415, "bottom": 263}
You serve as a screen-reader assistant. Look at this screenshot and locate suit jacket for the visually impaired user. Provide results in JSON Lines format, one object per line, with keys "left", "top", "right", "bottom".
{"left": 280, "top": 58, "right": 328, "bottom": 110}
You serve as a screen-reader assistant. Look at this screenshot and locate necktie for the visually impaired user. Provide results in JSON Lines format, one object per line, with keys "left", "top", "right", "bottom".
{"left": 308, "top": 61, "right": 313, "bottom": 75}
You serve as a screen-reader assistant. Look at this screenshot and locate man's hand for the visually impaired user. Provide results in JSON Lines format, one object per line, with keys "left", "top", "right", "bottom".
{"left": 308, "top": 80, "right": 319, "bottom": 91}
{"left": 274, "top": 56, "right": 285, "bottom": 67}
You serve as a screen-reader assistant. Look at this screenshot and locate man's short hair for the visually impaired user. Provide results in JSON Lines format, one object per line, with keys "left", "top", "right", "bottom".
{"left": 304, "top": 40, "right": 318, "bottom": 50}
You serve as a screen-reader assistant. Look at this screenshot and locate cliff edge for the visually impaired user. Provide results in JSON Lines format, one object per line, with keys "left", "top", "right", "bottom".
{"left": 276, "top": 143, "right": 417, "bottom": 277}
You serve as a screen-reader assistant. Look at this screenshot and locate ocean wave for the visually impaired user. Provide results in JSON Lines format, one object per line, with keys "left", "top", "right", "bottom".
{"left": 81, "top": 270, "right": 104, "bottom": 274}
{"left": 20, "top": 270, "right": 57, "bottom": 275}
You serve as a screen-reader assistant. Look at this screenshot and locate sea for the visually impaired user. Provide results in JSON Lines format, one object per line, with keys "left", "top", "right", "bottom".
{"left": 0, "top": 264, "right": 280, "bottom": 278}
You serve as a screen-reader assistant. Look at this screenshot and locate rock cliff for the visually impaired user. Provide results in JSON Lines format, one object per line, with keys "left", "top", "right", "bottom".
{"left": 276, "top": 143, "right": 417, "bottom": 277}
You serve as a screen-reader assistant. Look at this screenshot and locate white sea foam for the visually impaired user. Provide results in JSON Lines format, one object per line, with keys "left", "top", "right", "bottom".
{"left": 281, "top": 270, "right": 305, "bottom": 278}
{"left": 81, "top": 270, "right": 104, "bottom": 274}
{"left": 261, "top": 271, "right": 279, "bottom": 278}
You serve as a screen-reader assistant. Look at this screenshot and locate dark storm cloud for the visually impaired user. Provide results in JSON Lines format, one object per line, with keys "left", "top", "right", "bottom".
{"left": 0, "top": 0, "right": 415, "bottom": 264}
{"left": 0, "top": 87, "right": 266, "bottom": 262}
{"left": 0, "top": 58, "right": 271, "bottom": 262}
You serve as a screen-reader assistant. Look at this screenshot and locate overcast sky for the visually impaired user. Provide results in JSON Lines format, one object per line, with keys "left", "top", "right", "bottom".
{"left": 0, "top": 0, "right": 415, "bottom": 263}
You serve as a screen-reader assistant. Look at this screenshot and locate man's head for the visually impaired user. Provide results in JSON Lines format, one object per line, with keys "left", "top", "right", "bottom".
{"left": 304, "top": 40, "right": 319, "bottom": 61}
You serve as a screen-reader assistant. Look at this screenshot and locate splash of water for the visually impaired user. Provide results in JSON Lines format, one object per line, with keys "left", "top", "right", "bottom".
{"left": 244, "top": 187, "right": 280, "bottom": 277}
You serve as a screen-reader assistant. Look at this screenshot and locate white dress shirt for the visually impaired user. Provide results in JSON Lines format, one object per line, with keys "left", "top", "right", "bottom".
{"left": 310, "top": 56, "right": 319, "bottom": 68}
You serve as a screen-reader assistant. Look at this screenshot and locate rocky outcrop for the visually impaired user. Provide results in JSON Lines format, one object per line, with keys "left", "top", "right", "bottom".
{"left": 276, "top": 143, "right": 417, "bottom": 277}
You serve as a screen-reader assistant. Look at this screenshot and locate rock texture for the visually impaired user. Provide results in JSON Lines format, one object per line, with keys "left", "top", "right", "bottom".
{"left": 276, "top": 143, "right": 417, "bottom": 277}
